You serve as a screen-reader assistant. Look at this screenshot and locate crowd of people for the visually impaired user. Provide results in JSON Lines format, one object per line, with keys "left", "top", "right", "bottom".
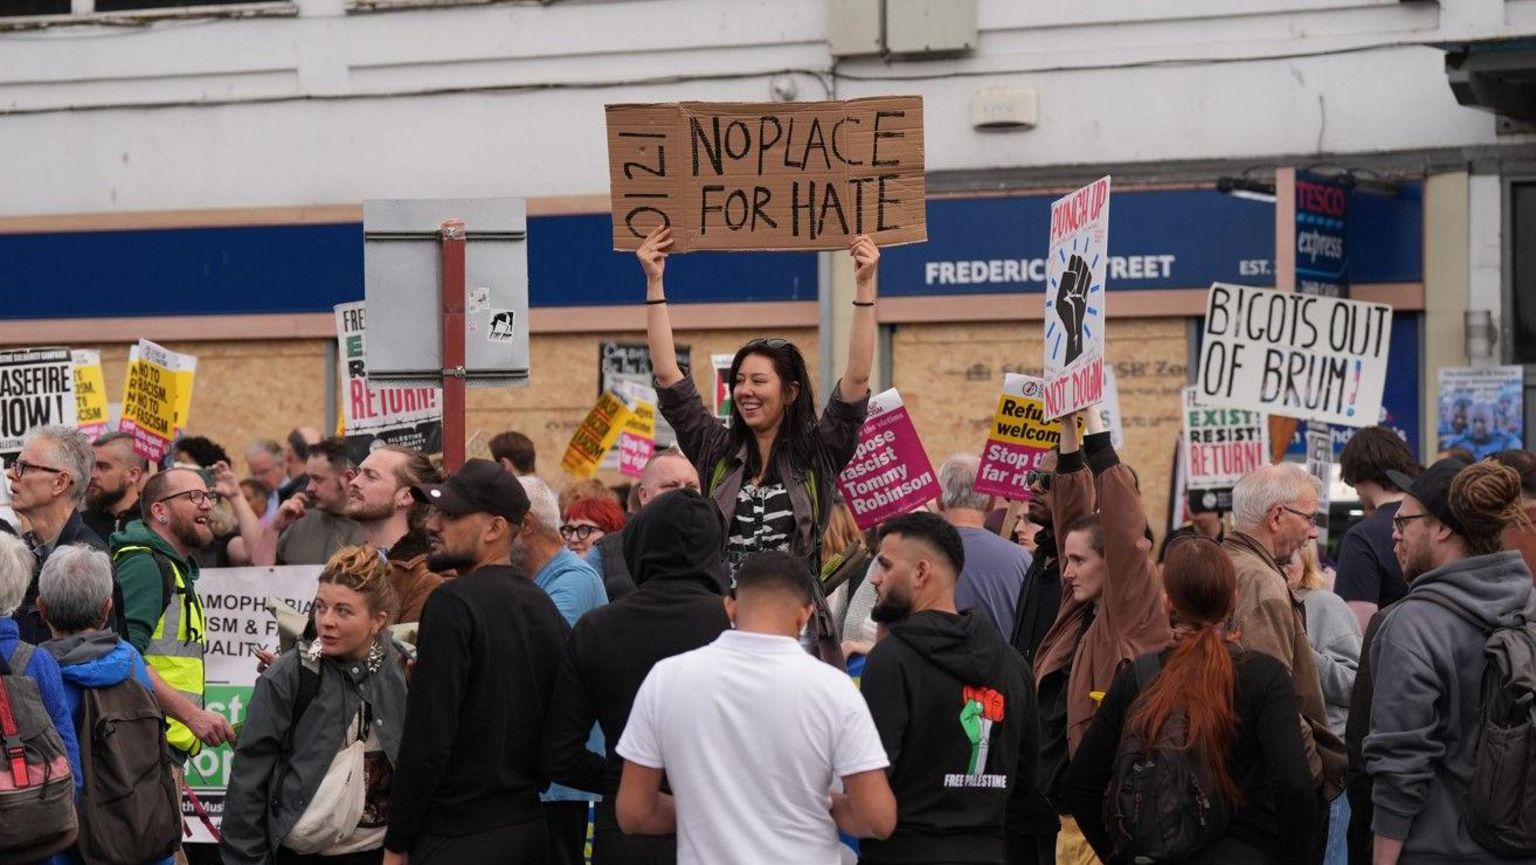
{"left": 1, "top": 233, "right": 1533, "bottom": 865}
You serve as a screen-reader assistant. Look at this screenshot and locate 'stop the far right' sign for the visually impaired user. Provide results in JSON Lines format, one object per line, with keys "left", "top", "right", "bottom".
{"left": 1196, "top": 283, "right": 1391, "bottom": 428}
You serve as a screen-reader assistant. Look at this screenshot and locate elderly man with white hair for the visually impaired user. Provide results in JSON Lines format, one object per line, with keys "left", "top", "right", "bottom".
{"left": 1225, "top": 461, "right": 1348, "bottom": 862}
{"left": 935, "top": 453, "right": 1032, "bottom": 638}
{"left": 0, "top": 531, "right": 84, "bottom": 798}
{"left": 513, "top": 475, "right": 608, "bottom": 865}
{"left": 7, "top": 425, "right": 108, "bottom": 644}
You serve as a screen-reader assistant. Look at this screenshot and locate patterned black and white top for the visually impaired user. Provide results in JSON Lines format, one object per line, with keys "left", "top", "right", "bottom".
{"left": 724, "top": 478, "right": 796, "bottom": 577}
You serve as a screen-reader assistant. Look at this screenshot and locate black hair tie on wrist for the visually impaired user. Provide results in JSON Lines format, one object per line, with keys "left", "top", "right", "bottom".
{"left": 852, "top": 300, "right": 875, "bottom": 307}
{"left": 645, "top": 298, "right": 668, "bottom": 305}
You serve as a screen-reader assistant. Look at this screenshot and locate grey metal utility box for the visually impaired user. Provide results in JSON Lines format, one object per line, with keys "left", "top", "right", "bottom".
{"left": 363, "top": 198, "right": 530, "bottom": 388}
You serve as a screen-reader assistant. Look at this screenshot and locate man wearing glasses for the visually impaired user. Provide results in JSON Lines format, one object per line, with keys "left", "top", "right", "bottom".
{"left": 1225, "top": 461, "right": 1346, "bottom": 865}
{"left": 111, "top": 466, "right": 237, "bottom": 770}
{"left": 6, "top": 425, "right": 107, "bottom": 644}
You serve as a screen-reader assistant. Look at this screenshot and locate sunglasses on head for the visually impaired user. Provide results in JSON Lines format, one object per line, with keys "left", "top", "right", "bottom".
{"left": 743, "top": 338, "right": 792, "bottom": 351}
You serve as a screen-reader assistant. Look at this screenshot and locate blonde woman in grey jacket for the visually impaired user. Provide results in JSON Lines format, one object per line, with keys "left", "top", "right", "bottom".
{"left": 222, "top": 547, "right": 408, "bottom": 865}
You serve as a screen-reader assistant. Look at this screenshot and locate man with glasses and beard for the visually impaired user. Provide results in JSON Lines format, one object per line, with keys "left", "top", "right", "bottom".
{"left": 385, "top": 459, "right": 569, "bottom": 865}
{"left": 83, "top": 431, "right": 150, "bottom": 542}
{"left": 111, "top": 467, "right": 237, "bottom": 784}
{"left": 860, "top": 511, "right": 1037, "bottom": 865}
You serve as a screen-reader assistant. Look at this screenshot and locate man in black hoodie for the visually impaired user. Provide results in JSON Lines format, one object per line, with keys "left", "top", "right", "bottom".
{"left": 861, "top": 511, "right": 1039, "bottom": 865}
{"left": 1006, "top": 451, "right": 1060, "bottom": 865}
{"left": 541, "top": 488, "right": 731, "bottom": 865}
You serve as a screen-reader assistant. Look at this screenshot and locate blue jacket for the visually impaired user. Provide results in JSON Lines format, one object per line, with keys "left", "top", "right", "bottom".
{"left": 534, "top": 549, "right": 607, "bottom": 803}
{"left": 39, "top": 631, "right": 169, "bottom": 865}
{"left": 0, "top": 617, "right": 85, "bottom": 865}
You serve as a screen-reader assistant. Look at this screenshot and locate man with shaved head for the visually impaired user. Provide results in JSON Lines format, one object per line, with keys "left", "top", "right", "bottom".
{"left": 586, "top": 447, "right": 703, "bottom": 600}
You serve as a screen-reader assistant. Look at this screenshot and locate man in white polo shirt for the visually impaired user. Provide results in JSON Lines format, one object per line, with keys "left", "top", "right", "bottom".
{"left": 616, "top": 550, "right": 896, "bottom": 864}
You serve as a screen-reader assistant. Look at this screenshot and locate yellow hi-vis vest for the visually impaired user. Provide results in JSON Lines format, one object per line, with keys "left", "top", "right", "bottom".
{"left": 115, "top": 545, "right": 207, "bottom": 757}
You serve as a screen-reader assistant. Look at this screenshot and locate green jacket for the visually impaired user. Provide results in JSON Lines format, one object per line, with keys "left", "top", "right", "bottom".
{"left": 109, "top": 519, "right": 201, "bottom": 654}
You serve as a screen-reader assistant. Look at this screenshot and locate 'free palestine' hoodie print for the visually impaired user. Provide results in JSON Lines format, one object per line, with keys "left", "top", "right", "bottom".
{"left": 859, "top": 608, "right": 1038, "bottom": 865}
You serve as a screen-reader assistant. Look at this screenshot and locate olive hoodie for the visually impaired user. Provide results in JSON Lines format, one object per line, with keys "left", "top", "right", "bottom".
{"left": 109, "top": 519, "right": 200, "bottom": 656}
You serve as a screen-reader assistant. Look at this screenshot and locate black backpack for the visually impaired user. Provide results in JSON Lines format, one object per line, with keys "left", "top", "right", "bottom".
{"left": 74, "top": 664, "right": 182, "bottom": 865}
{"left": 1104, "top": 652, "right": 1234, "bottom": 865}
{"left": 1418, "top": 593, "right": 1536, "bottom": 857}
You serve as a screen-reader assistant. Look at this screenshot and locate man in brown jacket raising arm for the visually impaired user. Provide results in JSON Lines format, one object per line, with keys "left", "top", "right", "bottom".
{"left": 1225, "top": 461, "right": 1347, "bottom": 864}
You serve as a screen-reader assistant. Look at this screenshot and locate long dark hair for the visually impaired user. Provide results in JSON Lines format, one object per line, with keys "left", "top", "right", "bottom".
{"left": 727, "top": 340, "right": 819, "bottom": 482}
{"left": 1128, "top": 536, "right": 1244, "bottom": 804}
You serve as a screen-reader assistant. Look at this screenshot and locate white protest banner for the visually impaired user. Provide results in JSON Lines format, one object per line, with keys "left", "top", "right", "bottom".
{"left": 1182, "top": 386, "right": 1270, "bottom": 491}
{"left": 1196, "top": 283, "right": 1391, "bottom": 427}
{"left": 1043, "top": 176, "right": 1111, "bottom": 419}
{"left": 120, "top": 340, "right": 182, "bottom": 463}
{"left": 973, "top": 375, "right": 1062, "bottom": 501}
{"left": 1305, "top": 420, "right": 1333, "bottom": 547}
{"left": 183, "top": 566, "right": 323, "bottom": 843}
{"left": 836, "top": 389, "right": 938, "bottom": 530}
{"left": 1436, "top": 365, "right": 1524, "bottom": 459}
{"left": 1097, "top": 363, "right": 1124, "bottom": 449}
{"left": 72, "top": 350, "right": 110, "bottom": 440}
{"left": 335, "top": 303, "right": 444, "bottom": 464}
{"left": 0, "top": 347, "right": 77, "bottom": 461}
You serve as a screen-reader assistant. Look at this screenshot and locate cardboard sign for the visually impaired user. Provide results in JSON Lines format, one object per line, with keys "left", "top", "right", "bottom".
{"left": 973, "top": 374, "right": 1065, "bottom": 501}
{"left": 1182, "top": 386, "right": 1270, "bottom": 491}
{"left": 71, "top": 350, "right": 109, "bottom": 440}
{"left": 606, "top": 96, "right": 926, "bottom": 252}
{"left": 1043, "top": 176, "right": 1111, "bottom": 419}
{"left": 561, "top": 388, "right": 638, "bottom": 478}
{"left": 712, "top": 353, "right": 735, "bottom": 425}
{"left": 1196, "top": 283, "right": 1391, "bottom": 428}
{"left": 335, "top": 303, "right": 444, "bottom": 464}
{"left": 836, "top": 389, "right": 938, "bottom": 530}
{"left": 1436, "top": 365, "right": 1524, "bottom": 459}
{"left": 119, "top": 340, "right": 182, "bottom": 463}
{"left": 0, "top": 347, "right": 77, "bottom": 461}
{"left": 183, "top": 565, "right": 323, "bottom": 843}
{"left": 1305, "top": 420, "right": 1333, "bottom": 546}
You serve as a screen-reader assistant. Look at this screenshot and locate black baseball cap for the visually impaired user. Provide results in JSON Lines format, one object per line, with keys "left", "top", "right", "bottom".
{"left": 1388, "top": 457, "right": 1470, "bottom": 536}
{"left": 410, "top": 458, "right": 530, "bottom": 523}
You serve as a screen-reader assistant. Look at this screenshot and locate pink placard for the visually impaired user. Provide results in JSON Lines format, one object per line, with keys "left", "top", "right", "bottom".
{"left": 836, "top": 389, "right": 938, "bottom": 531}
{"left": 617, "top": 432, "right": 654, "bottom": 479}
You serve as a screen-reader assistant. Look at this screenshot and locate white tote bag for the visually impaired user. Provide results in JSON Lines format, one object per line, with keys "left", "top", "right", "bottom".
{"left": 284, "top": 709, "right": 368, "bottom": 854}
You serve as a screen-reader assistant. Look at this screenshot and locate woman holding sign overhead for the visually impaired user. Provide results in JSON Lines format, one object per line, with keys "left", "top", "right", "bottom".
{"left": 638, "top": 226, "right": 878, "bottom": 577}
{"left": 1032, "top": 407, "right": 1174, "bottom": 865}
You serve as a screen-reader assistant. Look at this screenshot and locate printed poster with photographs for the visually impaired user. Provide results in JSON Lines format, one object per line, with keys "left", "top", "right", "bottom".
{"left": 1437, "top": 366, "right": 1524, "bottom": 459}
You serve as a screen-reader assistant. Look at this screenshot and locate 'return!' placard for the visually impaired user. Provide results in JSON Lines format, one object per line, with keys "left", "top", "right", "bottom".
{"left": 606, "top": 96, "right": 926, "bottom": 252}
{"left": 836, "top": 389, "right": 938, "bottom": 530}
{"left": 1182, "top": 386, "right": 1270, "bottom": 490}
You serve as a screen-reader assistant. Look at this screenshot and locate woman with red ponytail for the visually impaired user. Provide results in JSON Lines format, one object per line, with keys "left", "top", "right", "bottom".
{"left": 1064, "top": 536, "right": 1320, "bottom": 865}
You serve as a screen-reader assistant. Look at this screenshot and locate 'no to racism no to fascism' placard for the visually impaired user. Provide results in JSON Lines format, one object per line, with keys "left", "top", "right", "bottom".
{"left": 606, "top": 96, "right": 926, "bottom": 252}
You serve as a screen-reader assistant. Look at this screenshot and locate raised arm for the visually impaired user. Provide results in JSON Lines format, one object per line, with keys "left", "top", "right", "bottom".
{"left": 838, "top": 236, "right": 879, "bottom": 402}
{"left": 639, "top": 226, "right": 684, "bottom": 388}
